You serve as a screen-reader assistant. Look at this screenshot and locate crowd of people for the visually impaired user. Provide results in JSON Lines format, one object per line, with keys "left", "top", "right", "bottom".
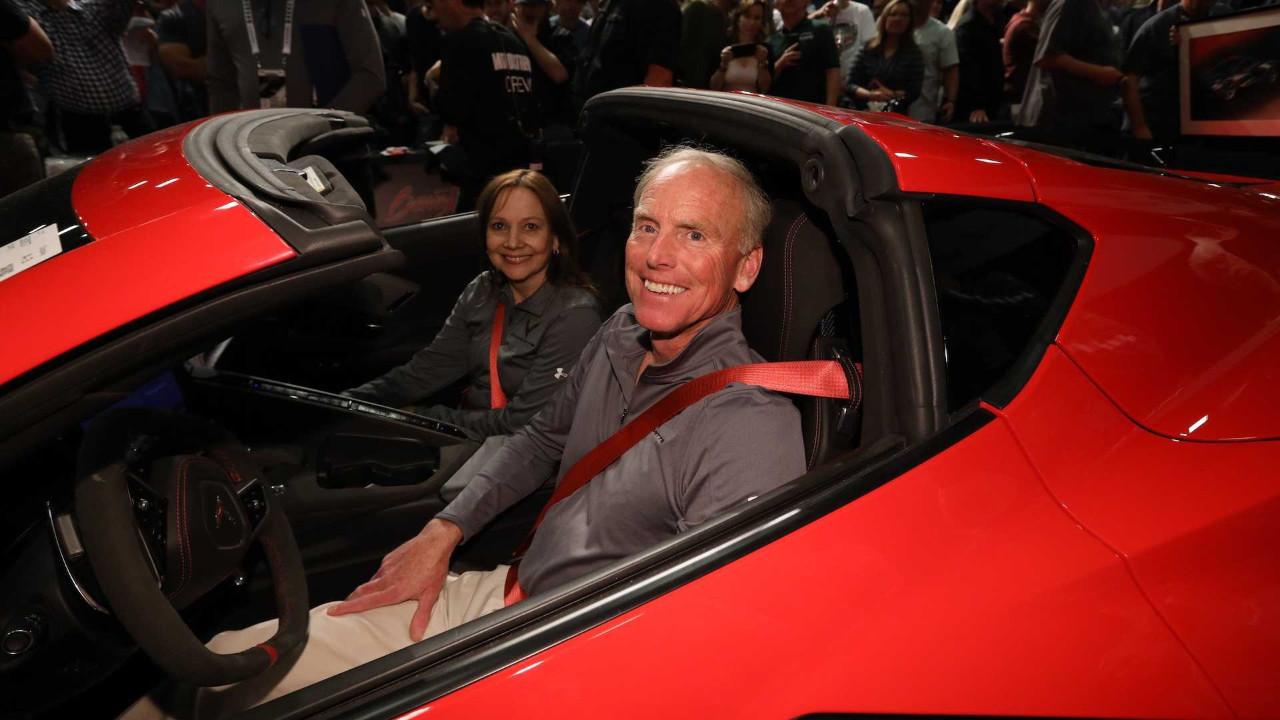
{"left": 1, "top": 0, "right": 1276, "bottom": 200}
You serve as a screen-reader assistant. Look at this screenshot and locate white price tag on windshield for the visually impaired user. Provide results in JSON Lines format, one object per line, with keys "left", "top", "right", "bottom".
{"left": 0, "top": 224, "right": 62, "bottom": 284}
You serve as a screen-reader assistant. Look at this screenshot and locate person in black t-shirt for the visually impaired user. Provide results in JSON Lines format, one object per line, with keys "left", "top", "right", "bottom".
{"left": 769, "top": 0, "right": 841, "bottom": 106}
{"left": 156, "top": 0, "right": 208, "bottom": 121}
{"left": 406, "top": 0, "right": 442, "bottom": 120}
{"left": 1121, "top": 0, "right": 1212, "bottom": 142}
{"left": 575, "top": 0, "right": 680, "bottom": 102}
{"left": 953, "top": 0, "right": 1006, "bottom": 123}
{"left": 513, "top": 0, "right": 575, "bottom": 131}
{"left": 1016, "top": 0, "right": 1125, "bottom": 155}
{"left": 434, "top": 0, "right": 536, "bottom": 210}
{"left": 1, "top": 0, "right": 51, "bottom": 197}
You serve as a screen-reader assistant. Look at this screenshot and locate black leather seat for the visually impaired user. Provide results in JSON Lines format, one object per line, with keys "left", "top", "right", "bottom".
{"left": 741, "top": 199, "right": 862, "bottom": 468}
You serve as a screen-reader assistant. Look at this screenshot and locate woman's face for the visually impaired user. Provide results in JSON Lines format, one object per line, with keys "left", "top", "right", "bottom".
{"left": 738, "top": 4, "right": 764, "bottom": 41}
{"left": 883, "top": 3, "right": 912, "bottom": 36}
{"left": 486, "top": 186, "right": 558, "bottom": 294}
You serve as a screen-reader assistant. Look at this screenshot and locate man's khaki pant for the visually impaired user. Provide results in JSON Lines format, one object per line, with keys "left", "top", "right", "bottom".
{"left": 121, "top": 567, "right": 509, "bottom": 720}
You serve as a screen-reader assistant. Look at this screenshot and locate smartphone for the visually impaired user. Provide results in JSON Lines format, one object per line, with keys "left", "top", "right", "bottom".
{"left": 730, "top": 42, "right": 761, "bottom": 59}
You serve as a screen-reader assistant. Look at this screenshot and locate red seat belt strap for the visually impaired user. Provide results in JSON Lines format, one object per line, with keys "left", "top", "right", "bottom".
{"left": 489, "top": 302, "right": 508, "bottom": 410}
{"left": 503, "top": 360, "right": 856, "bottom": 603}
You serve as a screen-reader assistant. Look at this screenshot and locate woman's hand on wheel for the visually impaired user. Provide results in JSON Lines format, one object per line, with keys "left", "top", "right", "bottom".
{"left": 328, "top": 518, "right": 464, "bottom": 641}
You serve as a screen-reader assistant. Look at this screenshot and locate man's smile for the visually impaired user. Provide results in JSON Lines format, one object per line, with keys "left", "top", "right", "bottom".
{"left": 643, "top": 279, "right": 688, "bottom": 295}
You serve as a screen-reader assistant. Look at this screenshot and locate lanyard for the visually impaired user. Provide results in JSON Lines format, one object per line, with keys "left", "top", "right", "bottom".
{"left": 241, "top": 0, "right": 296, "bottom": 70}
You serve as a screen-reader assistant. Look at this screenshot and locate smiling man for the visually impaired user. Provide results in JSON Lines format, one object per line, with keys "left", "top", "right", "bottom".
{"left": 129, "top": 147, "right": 805, "bottom": 717}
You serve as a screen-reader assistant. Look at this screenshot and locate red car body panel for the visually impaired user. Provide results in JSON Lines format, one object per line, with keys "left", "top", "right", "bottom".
{"left": 1008, "top": 348, "right": 1280, "bottom": 718}
{"left": 0, "top": 122, "right": 295, "bottom": 386}
{"left": 790, "top": 104, "right": 1280, "bottom": 443}
{"left": 992, "top": 144, "right": 1280, "bottom": 442}
{"left": 779, "top": 104, "right": 1280, "bottom": 441}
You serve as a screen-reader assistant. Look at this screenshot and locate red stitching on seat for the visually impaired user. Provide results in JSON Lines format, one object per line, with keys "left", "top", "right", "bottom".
{"left": 779, "top": 214, "right": 805, "bottom": 359}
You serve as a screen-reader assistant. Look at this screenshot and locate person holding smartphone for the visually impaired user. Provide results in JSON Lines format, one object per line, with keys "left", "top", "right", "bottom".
{"left": 711, "top": 0, "right": 772, "bottom": 92}
{"left": 845, "top": 0, "right": 924, "bottom": 113}
{"left": 769, "top": 0, "right": 840, "bottom": 105}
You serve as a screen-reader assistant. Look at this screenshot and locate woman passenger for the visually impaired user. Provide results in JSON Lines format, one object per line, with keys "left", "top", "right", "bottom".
{"left": 346, "top": 169, "right": 602, "bottom": 437}
{"left": 710, "top": 0, "right": 773, "bottom": 93}
{"left": 844, "top": 0, "right": 924, "bottom": 113}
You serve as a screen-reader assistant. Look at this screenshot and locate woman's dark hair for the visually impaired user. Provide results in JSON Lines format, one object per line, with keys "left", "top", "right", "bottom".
{"left": 869, "top": 0, "right": 918, "bottom": 51}
{"left": 729, "top": 0, "right": 772, "bottom": 43}
{"left": 475, "top": 169, "right": 596, "bottom": 295}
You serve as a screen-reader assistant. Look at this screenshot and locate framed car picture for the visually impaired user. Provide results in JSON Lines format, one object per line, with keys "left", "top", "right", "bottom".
{"left": 1180, "top": 4, "right": 1280, "bottom": 136}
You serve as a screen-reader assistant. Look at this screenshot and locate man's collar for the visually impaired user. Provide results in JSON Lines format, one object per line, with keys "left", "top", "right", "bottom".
{"left": 640, "top": 307, "right": 746, "bottom": 380}
{"left": 604, "top": 305, "right": 748, "bottom": 387}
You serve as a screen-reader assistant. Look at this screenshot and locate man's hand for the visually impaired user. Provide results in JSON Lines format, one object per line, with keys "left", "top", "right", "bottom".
{"left": 940, "top": 99, "right": 956, "bottom": 122}
{"left": 441, "top": 124, "right": 459, "bottom": 144}
{"left": 511, "top": 11, "right": 537, "bottom": 44}
{"left": 812, "top": 0, "right": 843, "bottom": 20}
{"left": 969, "top": 108, "right": 989, "bottom": 123}
{"left": 328, "top": 518, "right": 463, "bottom": 641}
{"left": 775, "top": 43, "right": 802, "bottom": 73}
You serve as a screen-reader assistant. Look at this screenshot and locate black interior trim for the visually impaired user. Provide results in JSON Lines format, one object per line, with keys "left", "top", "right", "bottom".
{"left": 919, "top": 196, "right": 1095, "bottom": 411}
{"left": 183, "top": 110, "right": 382, "bottom": 256}
{"left": 580, "top": 88, "right": 867, "bottom": 219}
{"left": 860, "top": 199, "right": 949, "bottom": 439}
{"left": 247, "top": 410, "right": 993, "bottom": 720}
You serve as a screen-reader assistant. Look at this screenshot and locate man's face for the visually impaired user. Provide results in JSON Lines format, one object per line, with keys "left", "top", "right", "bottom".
{"left": 515, "top": 2, "right": 547, "bottom": 27}
{"left": 625, "top": 163, "right": 763, "bottom": 345}
{"left": 485, "top": 0, "right": 514, "bottom": 23}
{"left": 774, "top": 0, "right": 806, "bottom": 23}
{"left": 433, "top": 0, "right": 467, "bottom": 30}
{"left": 557, "top": 0, "right": 582, "bottom": 22}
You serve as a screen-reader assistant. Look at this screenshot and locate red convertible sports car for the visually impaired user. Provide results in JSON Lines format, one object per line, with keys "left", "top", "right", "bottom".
{"left": 1, "top": 89, "right": 1279, "bottom": 720}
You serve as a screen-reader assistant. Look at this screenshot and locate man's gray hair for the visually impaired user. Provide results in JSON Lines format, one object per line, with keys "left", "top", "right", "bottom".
{"left": 633, "top": 146, "right": 772, "bottom": 254}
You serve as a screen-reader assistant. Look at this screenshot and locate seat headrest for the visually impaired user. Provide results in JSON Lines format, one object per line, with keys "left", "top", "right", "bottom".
{"left": 741, "top": 200, "right": 846, "bottom": 362}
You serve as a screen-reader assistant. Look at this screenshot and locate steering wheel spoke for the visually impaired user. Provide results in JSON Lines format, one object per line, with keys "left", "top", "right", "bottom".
{"left": 125, "top": 472, "right": 168, "bottom": 585}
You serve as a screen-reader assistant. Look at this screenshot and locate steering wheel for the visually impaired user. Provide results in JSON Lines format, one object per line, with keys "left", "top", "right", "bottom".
{"left": 72, "top": 409, "right": 309, "bottom": 687}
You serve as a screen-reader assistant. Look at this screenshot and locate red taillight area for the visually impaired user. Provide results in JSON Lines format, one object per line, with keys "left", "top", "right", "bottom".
{"left": 0, "top": 124, "right": 296, "bottom": 386}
